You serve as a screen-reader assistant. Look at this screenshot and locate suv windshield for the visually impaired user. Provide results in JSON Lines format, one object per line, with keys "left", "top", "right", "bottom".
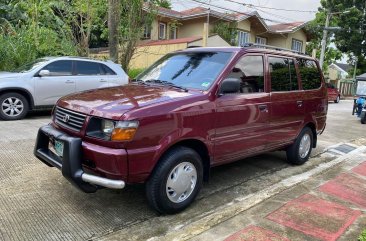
{"left": 137, "top": 51, "right": 233, "bottom": 90}
{"left": 13, "top": 58, "right": 49, "bottom": 73}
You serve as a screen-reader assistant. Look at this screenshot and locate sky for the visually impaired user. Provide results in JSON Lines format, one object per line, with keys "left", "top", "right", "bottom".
{"left": 171, "top": 0, "right": 322, "bottom": 24}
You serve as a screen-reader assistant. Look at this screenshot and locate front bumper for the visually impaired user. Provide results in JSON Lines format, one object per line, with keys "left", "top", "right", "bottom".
{"left": 34, "top": 125, "right": 125, "bottom": 193}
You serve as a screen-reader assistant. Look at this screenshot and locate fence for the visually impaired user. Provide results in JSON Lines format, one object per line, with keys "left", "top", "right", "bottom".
{"left": 339, "top": 79, "right": 356, "bottom": 97}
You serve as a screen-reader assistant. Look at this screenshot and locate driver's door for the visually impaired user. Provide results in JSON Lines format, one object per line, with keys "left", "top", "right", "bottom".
{"left": 213, "top": 55, "right": 270, "bottom": 165}
{"left": 33, "top": 60, "right": 76, "bottom": 106}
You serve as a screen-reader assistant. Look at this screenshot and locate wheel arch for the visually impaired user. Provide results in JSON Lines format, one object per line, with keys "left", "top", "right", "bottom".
{"left": 155, "top": 139, "right": 211, "bottom": 182}
{"left": 304, "top": 122, "right": 317, "bottom": 148}
{"left": 0, "top": 88, "right": 34, "bottom": 109}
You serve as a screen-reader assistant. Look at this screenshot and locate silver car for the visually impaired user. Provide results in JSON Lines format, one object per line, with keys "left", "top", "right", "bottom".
{"left": 0, "top": 57, "right": 129, "bottom": 120}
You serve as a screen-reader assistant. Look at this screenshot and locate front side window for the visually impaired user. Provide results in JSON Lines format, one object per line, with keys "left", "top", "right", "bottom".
{"left": 75, "top": 61, "right": 102, "bottom": 75}
{"left": 238, "top": 31, "right": 250, "bottom": 46}
{"left": 137, "top": 51, "right": 233, "bottom": 90}
{"left": 227, "top": 55, "right": 264, "bottom": 93}
{"left": 269, "top": 57, "right": 299, "bottom": 92}
{"left": 298, "top": 59, "right": 322, "bottom": 90}
{"left": 159, "top": 22, "right": 166, "bottom": 39}
{"left": 42, "top": 60, "right": 72, "bottom": 76}
{"left": 292, "top": 39, "right": 303, "bottom": 52}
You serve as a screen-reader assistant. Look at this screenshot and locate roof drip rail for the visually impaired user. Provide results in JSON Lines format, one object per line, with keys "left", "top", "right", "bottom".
{"left": 241, "top": 43, "right": 306, "bottom": 55}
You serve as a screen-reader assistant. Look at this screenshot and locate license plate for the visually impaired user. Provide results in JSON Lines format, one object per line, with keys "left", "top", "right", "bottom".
{"left": 54, "top": 140, "right": 64, "bottom": 157}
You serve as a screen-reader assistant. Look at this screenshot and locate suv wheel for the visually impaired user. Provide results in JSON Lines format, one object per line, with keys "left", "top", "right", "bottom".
{"left": 0, "top": 92, "right": 29, "bottom": 120}
{"left": 286, "top": 127, "right": 313, "bottom": 165}
{"left": 361, "top": 111, "right": 366, "bottom": 124}
{"left": 334, "top": 95, "right": 340, "bottom": 103}
{"left": 146, "top": 146, "right": 203, "bottom": 214}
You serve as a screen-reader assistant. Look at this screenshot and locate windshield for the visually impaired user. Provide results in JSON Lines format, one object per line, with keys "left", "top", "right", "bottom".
{"left": 137, "top": 51, "right": 233, "bottom": 90}
{"left": 13, "top": 58, "right": 49, "bottom": 73}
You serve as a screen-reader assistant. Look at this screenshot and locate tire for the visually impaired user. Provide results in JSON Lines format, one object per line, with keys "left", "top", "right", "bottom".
{"left": 146, "top": 146, "right": 203, "bottom": 214}
{"left": 286, "top": 127, "right": 313, "bottom": 165}
{"left": 334, "top": 95, "right": 340, "bottom": 103}
{"left": 0, "top": 92, "right": 29, "bottom": 120}
{"left": 361, "top": 111, "right": 366, "bottom": 124}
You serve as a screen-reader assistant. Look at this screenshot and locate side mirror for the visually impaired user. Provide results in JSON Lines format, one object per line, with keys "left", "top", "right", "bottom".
{"left": 39, "top": 70, "right": 50, "bottom": 77}
{"left": 219, "top": 78, "right": 241, "bottom": 95}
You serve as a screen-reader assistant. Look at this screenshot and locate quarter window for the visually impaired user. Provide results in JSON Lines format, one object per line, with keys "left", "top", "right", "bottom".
{"left": 227, "top": 55, "right": 265, "bottom": 93}
{"left": 269, "top": 57, "right": 299, "bottom": 92}
{"left": 42, "top": 60, "right": 72, "bottom": 76}
{"left": 298, "top": 59, "right": 322, "bottom": 90}
{"left": 75, "top": 61, "right": 102, "bottom": 75}
{"left": 101, "top": 64, "right": 116, "bottom": 75}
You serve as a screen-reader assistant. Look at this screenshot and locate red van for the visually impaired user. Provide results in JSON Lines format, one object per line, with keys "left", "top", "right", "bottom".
{"left": 35, "top": 46, "right": 327, "bottom": 214}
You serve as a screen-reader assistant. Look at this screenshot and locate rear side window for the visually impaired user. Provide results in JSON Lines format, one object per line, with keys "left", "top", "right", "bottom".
{"left": 227, "top": 55, "right": 265, "bottom": 93}
{"left": 269, "top": 57, "right": 299, "bottom": 92}
{"left": 75, "top": 61, "right": 102, "bottom": 75}
{"left": 297, "top": 59, "right": 322, "bottom": 90}
{"left": 43, "top": 60, "right": 72, "bottom": 76}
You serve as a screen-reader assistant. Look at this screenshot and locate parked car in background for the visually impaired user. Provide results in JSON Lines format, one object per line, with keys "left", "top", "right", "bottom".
{"left": 35, "top": 45, "right": 327, "bottom": 214}
{"left": 326, "top": 83, "right": 341, "bottom": 103}
{"left": 0, "top": 57, "right": 128, "bottom": 120}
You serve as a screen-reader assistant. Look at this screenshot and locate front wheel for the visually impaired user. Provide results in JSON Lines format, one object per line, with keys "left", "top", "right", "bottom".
{"left": 286, "top": 127, "right": 313, "bottom": 165}
{"left": 146, "top": 146, "right": 203, "bottom": 214}
{"left": 0, "top": 92, "right": 29, "bottom": 120}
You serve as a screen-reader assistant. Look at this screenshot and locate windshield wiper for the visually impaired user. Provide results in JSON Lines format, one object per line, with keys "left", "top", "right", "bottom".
{"left": 145, "top": 79, "right": 188, "bottom": 92}
{"left": 131, "top": 79, "right": 149, "bottom": 85}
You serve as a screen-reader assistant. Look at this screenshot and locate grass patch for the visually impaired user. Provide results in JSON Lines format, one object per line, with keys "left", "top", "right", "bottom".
{"left": 359, "top": 229, "right": 366, "bottom": 241}
{"left": 128, "top": 68, "right": 145, "bottom": 79}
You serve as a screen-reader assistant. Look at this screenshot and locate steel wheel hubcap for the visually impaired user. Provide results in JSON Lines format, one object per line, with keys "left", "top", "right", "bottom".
{"left": 166, "top": 162, "right": 197, "bottom": 203}
{"left": 299, "top": 133, "right": 311, "bottom": 158}
{"left": 1, "top": 97, "right": 24, "bottom": 117}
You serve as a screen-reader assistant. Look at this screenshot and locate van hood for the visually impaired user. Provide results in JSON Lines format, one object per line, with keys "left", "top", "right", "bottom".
{"left": 57, "top": 84, "right": 199, "bottom": 119}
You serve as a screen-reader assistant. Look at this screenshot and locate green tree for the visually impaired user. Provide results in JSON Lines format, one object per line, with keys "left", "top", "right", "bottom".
{"left": 211, "top": 21, "right": 238, "bottom": 45}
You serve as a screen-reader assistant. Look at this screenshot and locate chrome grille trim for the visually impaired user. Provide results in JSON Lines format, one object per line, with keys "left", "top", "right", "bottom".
{"left": 54, "top": 107, "right": 87, "bottom": 132}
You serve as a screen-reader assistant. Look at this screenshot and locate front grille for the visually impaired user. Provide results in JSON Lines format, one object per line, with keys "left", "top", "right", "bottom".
{"left": 55, "top": 107, "right": 87, "bottom": 132}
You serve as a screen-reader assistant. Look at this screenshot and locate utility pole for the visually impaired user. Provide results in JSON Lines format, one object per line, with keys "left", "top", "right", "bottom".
{"left": 319, "top": 11, "right": 330, "bottom": 69}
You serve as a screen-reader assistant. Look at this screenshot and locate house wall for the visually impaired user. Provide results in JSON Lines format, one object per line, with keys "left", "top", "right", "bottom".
{"left": 189, "top": 35, "right": 230, "bottom": 47}
{"left": 287, "top": 30, "right": 307, "bottom": 52}
{"left": 129, "top": 43, "right": 188, "bottom": 69}
{"left": 179, "top": 18, "right": 208, "bottom": 38}
{"left": 237, "top": 19, "right": 251, "bottom": 32}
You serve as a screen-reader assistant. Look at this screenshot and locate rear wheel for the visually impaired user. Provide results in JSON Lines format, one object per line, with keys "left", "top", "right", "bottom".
{"left": 286, "top": 127, "right": 313, "bottom": 165}
{"left": 0, "top": 92, "right": 29, "bottom": 120}
{"left": 146, "top": 146, "right": 203, "bottom": 214}
{"left": 361, "top": 111, "right": 366, "bottom": 124}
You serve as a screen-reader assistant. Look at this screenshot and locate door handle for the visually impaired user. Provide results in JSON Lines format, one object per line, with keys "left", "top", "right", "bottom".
{"left": 297, "top": 101, "right": 303, "bottom": 107}
{"left": 100, "top": 79, "right": 107, "bottom": 83}
{"left": 65, "top": 80, "right": 74, "bottom": 84}
{"left": 258, "top": 104, "right": 268, "bottom": 113}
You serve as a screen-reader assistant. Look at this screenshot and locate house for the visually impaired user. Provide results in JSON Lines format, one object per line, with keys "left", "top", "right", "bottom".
{"left": 128, "top": 4, "right": 310, "bottom": 69}
{"left": 328, "top": 63, "right": 351, "bottom": 80}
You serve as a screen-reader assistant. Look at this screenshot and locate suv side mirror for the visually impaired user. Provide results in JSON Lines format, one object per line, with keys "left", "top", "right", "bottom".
{"left": 219, "top": 78, "right": 241, "bottom": 95}
{"left": 39, "top": 70, "right": 50, "bottom": 77}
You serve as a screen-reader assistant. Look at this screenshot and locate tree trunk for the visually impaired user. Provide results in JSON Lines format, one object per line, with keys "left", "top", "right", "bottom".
{"left": 108, "top": 0, "right": 120, "bottom": 63}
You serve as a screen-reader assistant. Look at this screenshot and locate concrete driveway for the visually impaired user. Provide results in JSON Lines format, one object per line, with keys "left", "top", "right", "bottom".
{"left": 0, "top": 100, "right": 364, "bottom": 241}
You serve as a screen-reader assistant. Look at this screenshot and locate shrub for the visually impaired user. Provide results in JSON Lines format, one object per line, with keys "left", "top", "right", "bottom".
{"left": 128, "top": 68, "right": 145, "bottom": 79}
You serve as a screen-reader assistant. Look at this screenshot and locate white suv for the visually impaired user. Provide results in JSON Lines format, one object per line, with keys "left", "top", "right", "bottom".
{"left": 0, "top": 57, "right": 128, "bottom": 120}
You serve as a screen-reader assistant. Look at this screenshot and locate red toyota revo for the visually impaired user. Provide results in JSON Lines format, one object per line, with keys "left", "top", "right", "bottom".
{"left": 35, "top": 45, "right": 327, "bottom": 214}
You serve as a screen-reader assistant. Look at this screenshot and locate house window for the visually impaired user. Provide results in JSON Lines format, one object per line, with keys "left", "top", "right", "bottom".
{"left": 159, "top": 22, "right": 166, "bottom": 39}
{"left": 255, "top": 36, "right": 267, "bottom": 45}
{"left": 169, "top": 27, "right": 177, "bottom": 39}
{"left": 238, "top": 31, "right": 250, "bottom": 46}
{"left": 143, "top": 25, "right": 151, "bottom": 39}
{"left": 292, "top": 39, "right": 303, "bottom": 52}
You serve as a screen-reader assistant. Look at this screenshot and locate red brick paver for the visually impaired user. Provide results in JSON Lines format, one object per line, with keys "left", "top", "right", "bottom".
{"left": 352, "top": 161, "right": 366, "bottom": 176}
{"left": 319, "top": 173, "right": 366, "bottom": 208}
{"left": 266, "top": 194, "right": 361, "bottom": 241}
{"left": 224, "top": 225, "right": 290, "bottom": 241}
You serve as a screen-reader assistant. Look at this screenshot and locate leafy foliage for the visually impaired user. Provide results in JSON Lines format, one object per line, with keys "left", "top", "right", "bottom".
{"left": 212, "top": 21, "right": 238, "bottom": 45}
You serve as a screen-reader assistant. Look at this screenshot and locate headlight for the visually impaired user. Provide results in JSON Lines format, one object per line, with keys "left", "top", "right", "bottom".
{"left": 86, "top": 118, "right": 139, "bottom": 141}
